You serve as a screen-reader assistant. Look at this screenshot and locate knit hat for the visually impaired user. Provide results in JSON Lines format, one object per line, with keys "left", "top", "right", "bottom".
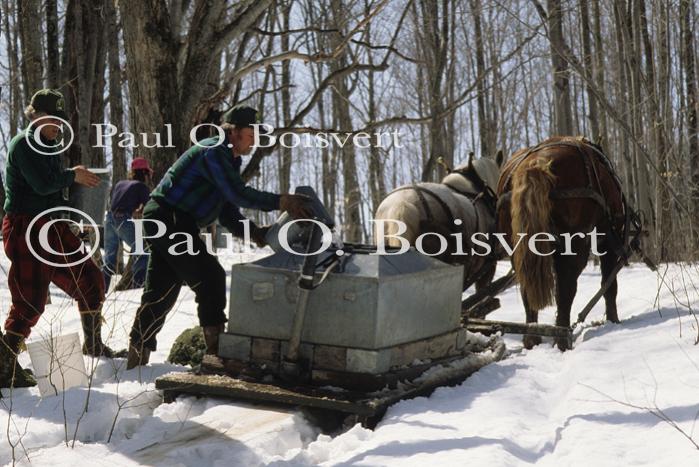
{"left": 30, "top": 89, "right": 68, "bottom": 120}
{"left": 221, "top": 105, "right": 261, "bottom": 128}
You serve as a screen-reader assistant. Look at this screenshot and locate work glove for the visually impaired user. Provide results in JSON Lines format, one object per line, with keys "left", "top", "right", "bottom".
{"left": 251, "top": 225, "right": 270, "bottom": 248}
{"left": 279, "top": 194, "right": 314, "bottom": 220}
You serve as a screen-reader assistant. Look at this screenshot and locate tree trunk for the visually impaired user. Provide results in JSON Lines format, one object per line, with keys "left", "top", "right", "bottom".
{"left": 105, "top": 0, "right": 127, "bottom": 183}
{"left": 45, "top": 0, "right": 59, "bottom": 88}
{"left": 119, "top": 0, "right": 272, "bottom": 181}
{"left": 627, "top": 0, "right": 654, "bottom": 249}
{"left": 65, "top": 0, "right": 107, "bottom": 169}
{"left": 330, "top": 0, "right": 362, "bottom": 242}
{"left": 611, "top": 0, "right": 633, "bottom": 195}
{"left": 680, "top": 0, "right": 699, "bottom": 229}
{"left": 119, "top": 0, "right": 180, "bottom": 180}
{"left": 3, "top": 0, "right": 21, "bottom": 133}
{"left": 56, "top": 0, "right": 109, "bottom": 222}
{"left": 17, "top": 0, "right": 43, "bottom": 99}
{"left": 470, "top": 0, "right": 494, "bottom": 158}
{"left": 579, "top": 0, "right": 600, "bottom": 140}
{"left": 86, "top": 0, "right": 108, "bottom": 168}
{"left": 280, "top": 0, "right": 293, "bottom": 194}
{"left": 419, "top": 0, "right": 451, "bottom": 181}
{"left": 365, "top": 0, "right": 385, "bottom": 213}
{"left": 591, "top": 0, "right": 607, "bottom": 144}
{"left": 366, "top": 67, "right": 385, "bottom": 213}
{"left": 546, "top": 0, "right": 573, "bottom": 136}
{"left": 637, "top": 0, "right": 665, "bottom": 258}
{"left": 656, "top": 0, "right": 673, "bottom": 258}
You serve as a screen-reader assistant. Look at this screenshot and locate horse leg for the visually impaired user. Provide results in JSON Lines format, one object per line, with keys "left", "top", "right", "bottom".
{"left": 553, "top": 249, "right": 588, "bottom": 351}
{"left": 599, "top": 241, "right": 620, "bottom": 323}
{"left": 473, "top": 260, "right": 496, "bottom": 292}
{"left": 522, "top": 291, "right": 541, "bottom": 349}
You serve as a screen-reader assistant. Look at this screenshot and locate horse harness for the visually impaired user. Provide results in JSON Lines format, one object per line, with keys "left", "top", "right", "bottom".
{"left": 391, "top": 168, "right": 498, "bottom": 284}
{"left": 392, "top": 168, "right": 497, "bottom": 236}
{"left": 496, "top": 138, "right": 637, "bottom": 261}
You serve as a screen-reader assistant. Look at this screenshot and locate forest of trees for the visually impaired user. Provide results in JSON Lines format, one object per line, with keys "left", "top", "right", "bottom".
{"left": 0, "top": 0, "right": 697, "bottom": 261}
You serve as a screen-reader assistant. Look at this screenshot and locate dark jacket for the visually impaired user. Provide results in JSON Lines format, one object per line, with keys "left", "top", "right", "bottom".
{"left": 4, "top": 128, "right": 75, "bottom": 215}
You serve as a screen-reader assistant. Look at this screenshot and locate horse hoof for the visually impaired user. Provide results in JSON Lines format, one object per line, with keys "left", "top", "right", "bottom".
{"left": 523, "top": 335, "right": 542, "bottom": 349}
{"left": 555, "top": 337, "right": 572, "bottom": 352}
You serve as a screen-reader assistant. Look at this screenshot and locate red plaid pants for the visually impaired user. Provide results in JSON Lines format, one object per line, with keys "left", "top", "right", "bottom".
{"left": 2, "top": 213, "right": 105, "bottom": 338}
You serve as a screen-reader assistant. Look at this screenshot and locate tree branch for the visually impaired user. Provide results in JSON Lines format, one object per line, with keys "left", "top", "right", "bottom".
{"left": 217, "top": 0, "right": 277, "bottom": 47}
{"left": 350, "top": 39, "right": 422, "bottom": 64}
{"left": 241, "top": 62, "right": 389, "bottom": 181}
{"left": 251, "top": 26, "right": 339, "bottom": 36}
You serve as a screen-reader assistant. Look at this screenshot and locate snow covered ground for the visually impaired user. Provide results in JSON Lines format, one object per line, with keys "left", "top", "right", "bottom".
{"left": 1, "top": 249, "right": 698, "bottom": 466}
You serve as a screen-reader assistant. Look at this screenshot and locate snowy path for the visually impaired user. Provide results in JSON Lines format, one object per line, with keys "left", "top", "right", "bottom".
{"left": 289, "top": 263, "right": 699, "bottom": 466}
{"left": 1, "top": 251, "right": 698, "bottom": 466}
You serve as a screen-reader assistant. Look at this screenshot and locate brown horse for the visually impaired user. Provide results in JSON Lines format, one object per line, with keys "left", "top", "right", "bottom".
{"left": 496, "top": 137, "right": 628, "bottom": 350}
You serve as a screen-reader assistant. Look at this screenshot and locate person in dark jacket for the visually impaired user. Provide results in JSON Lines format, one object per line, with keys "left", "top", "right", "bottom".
{"left": 126, "top": 106, "right": 313, "bottom": 368}
{"left": 0, "top": 89, "right": 124, "bottom": 390}
{"left": 102, "top": 158, "right": 153, "bottom": 291}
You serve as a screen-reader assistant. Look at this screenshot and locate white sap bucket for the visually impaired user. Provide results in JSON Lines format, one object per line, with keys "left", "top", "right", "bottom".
{"left": 26, "top": 332, "right": 88, "bottom": 397}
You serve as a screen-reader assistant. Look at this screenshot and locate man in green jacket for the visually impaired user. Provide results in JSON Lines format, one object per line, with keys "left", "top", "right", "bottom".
{"left": 126, "top": 106, "right": 313, "bottom": 368}
{"left": 0, "top": 89, "right": 123, "bottom": 389}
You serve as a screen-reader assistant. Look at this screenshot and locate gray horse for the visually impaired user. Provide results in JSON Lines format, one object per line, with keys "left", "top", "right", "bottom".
{"left": 374, "top": 152, "right": 503, "bottom": 291}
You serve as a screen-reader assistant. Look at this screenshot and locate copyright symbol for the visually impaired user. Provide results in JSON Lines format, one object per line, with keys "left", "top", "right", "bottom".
{"left": 25, "top": 115, "right": 74, "bottom": 155}
{"left": 26, "top": 207, "right": 100, "bottom": 268}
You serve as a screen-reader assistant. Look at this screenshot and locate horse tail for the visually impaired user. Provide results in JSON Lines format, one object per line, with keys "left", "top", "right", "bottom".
{"left": 374, "top": 194, "right": 421, "bottom": 246}
{"left": 511, "top": 155, "right": 557, "bottom": 310}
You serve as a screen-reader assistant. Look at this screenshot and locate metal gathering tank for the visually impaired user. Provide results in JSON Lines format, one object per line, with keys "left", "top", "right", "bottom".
{"left": 225, "top": 246, "right": 463, "bottom": 349}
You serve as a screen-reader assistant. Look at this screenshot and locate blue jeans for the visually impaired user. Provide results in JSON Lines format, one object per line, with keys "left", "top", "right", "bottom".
{"left": 103, "top": 212, "right": 148, "bottom": 290}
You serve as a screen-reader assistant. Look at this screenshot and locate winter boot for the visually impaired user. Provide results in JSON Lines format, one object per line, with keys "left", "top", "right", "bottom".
{"left": 0, "top": 331, "right": 37, "bottom": 389}
{"left": 126, "top": 342, "right": 151, "bottom": 370}
{"left": 202, "top": 324, "right": 225, "bottom": 355}
{"left": 80, "top": 310, "right": 127, "bottom": 358}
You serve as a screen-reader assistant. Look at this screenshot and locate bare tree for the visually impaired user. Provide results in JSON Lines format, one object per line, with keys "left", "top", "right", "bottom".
{"left": 45, "top": 0, "right": 60, "bottom": 89}
{"left": 680, "top": 0, "right": 699, "bottom": 224}
{"left": 364, "top": 0, "right": 386, "bottom": 213}
{"left": 579, "top": 0, "right": 599, "bottom": 141}
{"left": 417, "top": 0, "right": 454, "bottom": 181}
{"left": 279, "top": 0, "right": 293, "bottom": 193}
{"left": 105, "top": 0, "right": 127, "bottom": 182}
{"left": 470, "top": 0, "right": 496, "bottom": 158}
{"left": 17, "top": 0, "right": 43, "bottom": 99}
{"left": 532, "top": 0, "right": 573, "bottom": 136}
{"left": 590, "top": 0, "right": 608, "bottom": 144}
{"left": 329, "top": 0, "right": 363, "bottom": 242}
{"left": 2, "top": 0, "right": 21, "bottom": 134}
{"left": 118, "top": 0, "right": 274, "bottom": 179}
